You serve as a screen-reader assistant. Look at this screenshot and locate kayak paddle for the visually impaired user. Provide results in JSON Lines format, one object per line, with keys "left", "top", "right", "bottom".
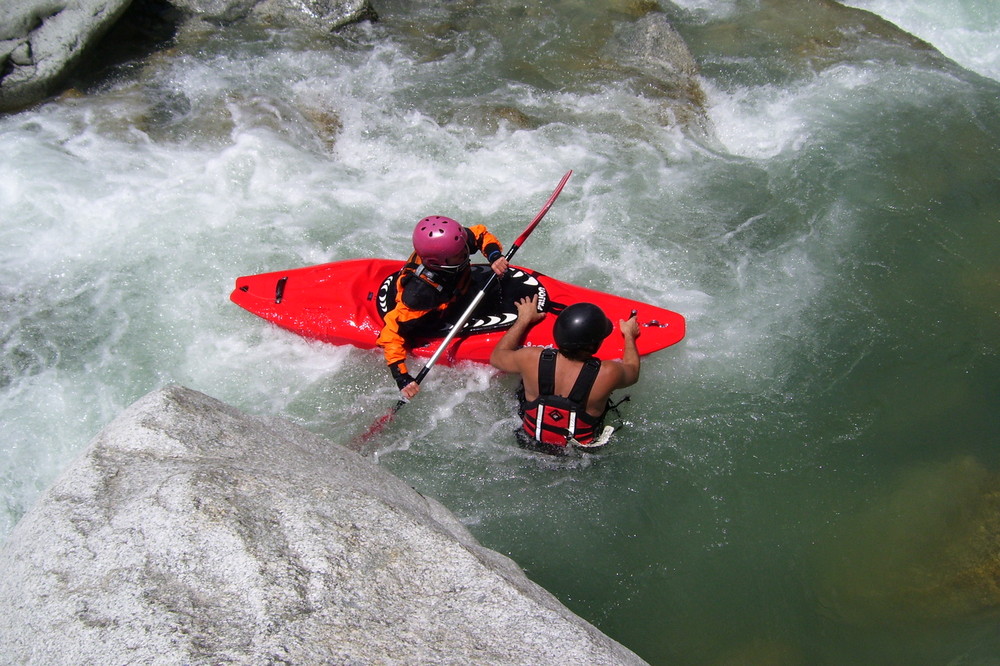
{"left": 350, "top": 169, "right": 573, "bottom": 449}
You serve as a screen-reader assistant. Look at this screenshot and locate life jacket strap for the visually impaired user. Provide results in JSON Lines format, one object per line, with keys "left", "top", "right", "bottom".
{"left": 537, "top": 348, "right": 601, "bottom": 403}
{"left": 412, "top": 264, "right": 445, "bottom": 293}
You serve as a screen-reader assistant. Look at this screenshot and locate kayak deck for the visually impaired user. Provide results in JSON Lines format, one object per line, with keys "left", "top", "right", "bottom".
{"left": 231, "top": 259, "right": 685, "bottom": 365}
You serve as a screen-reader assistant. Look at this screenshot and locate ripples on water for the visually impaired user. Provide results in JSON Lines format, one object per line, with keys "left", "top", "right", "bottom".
{"left": 1, "top": 0, "right": 998, "bottom": 663}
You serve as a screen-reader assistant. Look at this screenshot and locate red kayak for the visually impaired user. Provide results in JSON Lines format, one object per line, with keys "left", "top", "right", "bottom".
{"left": 230, "top": 259, "right": 685, "bottom": 365}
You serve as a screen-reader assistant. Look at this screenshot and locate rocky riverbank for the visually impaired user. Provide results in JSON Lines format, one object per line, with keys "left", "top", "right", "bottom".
{"left": 0, "top": 0, "right": 377, "bottom": 112}
{"left": 0, "top": 385, "right": 646, "bottom": 664}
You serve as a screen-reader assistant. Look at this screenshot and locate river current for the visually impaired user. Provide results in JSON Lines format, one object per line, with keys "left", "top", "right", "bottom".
{"left": 2, "top": 0, "right": 998, "bottom": 663}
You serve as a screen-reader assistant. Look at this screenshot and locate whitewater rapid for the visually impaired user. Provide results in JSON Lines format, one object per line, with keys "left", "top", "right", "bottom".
{"left": 841, "top": 0, "right": 1000, "bottom": 81}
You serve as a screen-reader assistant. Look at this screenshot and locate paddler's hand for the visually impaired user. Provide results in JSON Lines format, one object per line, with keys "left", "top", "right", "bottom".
{"left": 514, "top": 294, "right": 546, "bottom": 327}
{"left": 393, "top": 369, "right": 420, "bottom": 399}
{"left": 620, "top": 311, "right": 640, "bottom": 341}
{"left": 490, "top": 256, "right": 509, "bottom": 276}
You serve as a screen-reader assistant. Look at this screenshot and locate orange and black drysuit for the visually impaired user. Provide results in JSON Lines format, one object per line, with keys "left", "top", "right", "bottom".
{"left": 378, "top": 224, "right": 503, "bottom": 389}
{"left": 516, "top": 348, "right": 607, "bottom": 453}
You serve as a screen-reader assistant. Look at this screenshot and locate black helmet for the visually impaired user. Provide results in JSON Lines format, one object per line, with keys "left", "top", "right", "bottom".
{"left": 553, "top": 303, "right": 613, "bottom": 351}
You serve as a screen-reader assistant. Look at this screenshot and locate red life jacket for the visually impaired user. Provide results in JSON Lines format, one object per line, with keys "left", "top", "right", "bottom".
{"left": 520, "top": 348, "right": 604, "bottom": 447}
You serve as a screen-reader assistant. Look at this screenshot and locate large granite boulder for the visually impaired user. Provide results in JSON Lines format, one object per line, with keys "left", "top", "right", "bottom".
{"left": 0, "top": 0, "right": 133, "bottom": 111}
{"left": 0, "top": 0, "right": 376, "bottom": 112}
{"left": 0, "top": 385, "right": 645, "bottom": 664}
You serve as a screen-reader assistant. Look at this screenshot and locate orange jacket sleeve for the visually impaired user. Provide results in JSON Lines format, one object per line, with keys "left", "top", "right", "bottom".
{"left": 377, "top": 298, "right": 430, "bottom": 377}
{"left": 466, "top": 224, "right": 503, "bottom": 261}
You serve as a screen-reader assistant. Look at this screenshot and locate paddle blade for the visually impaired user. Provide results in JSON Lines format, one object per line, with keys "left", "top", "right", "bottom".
{"left": 511, "top": 170, "right": 572, "bottom": 249}
{"left": 348, "top": 399, "right": 405, "bottom": 451}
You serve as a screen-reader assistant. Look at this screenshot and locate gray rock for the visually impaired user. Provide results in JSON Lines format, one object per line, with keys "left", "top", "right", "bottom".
{"left": 603, "top": 12, "right": 710, "bottom": 135}
{"left": 0, "top": 0, "right": 132, "bottom": 111}
{"left": 0, "top": 0, "right": 376, "bottom": 112}
{"left": 0, "top": 385, "right": 646, "bottom": 665}
{"left": 607, "top": 12, "right": 701, "bottom": 86}
{"left": 168, "top": 0, "right": 376, "bottom": 29}
{"left": 250, "top": 0, "right": 377, "bottom": 31}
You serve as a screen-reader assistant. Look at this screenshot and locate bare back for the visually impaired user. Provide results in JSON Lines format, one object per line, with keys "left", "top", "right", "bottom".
{"left": 516, "top": 347, "right": 631, "bottom": 418}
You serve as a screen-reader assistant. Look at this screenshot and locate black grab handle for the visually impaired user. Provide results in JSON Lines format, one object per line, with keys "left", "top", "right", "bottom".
{"left": 275, "top": 276, "right": 288, "bottom": 304}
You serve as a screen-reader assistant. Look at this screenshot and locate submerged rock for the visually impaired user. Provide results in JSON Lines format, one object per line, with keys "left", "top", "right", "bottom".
{"left": 605, "top": 12, "right": 704, "bottom": 103}
{"left": 170, "top": 0, "right": 377, "bottom": 30}
{"left": 813, "top": 456, "right": 1000, "bottom": 626}
{"left": 690, "top": 0, "right": 942, "bottom": 74}
{"left": 0, "top": 385, "right": 645, "bottom": 664}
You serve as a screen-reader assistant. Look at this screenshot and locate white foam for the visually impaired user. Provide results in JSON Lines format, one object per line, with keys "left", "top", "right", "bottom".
{"left": 668, "top": 0, "right": 742, "bottom": 22}
{"left": 702, "top": 62, "right": 885, "bottom": 160}
{"left": 840, "top": 0, "right": 1000, "bottom": 81}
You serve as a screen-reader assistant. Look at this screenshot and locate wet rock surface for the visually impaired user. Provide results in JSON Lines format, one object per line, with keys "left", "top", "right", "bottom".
{"left": 0, "top": 385, "right": 645, "bottom": 664}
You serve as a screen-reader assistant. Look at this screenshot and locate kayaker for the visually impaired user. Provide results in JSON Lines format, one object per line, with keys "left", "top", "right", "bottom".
{"left": 378, "top": 216, "right": 510, "bottom": 398}
{"left": 489, "top": 294, "right": 641, "bottom": 454}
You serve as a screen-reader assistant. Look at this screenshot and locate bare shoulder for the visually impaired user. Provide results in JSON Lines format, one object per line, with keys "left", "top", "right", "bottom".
{"left": 491, "top": 343, "right": 543, "bottom": 372}
{"left": 517, "top": 345, "right": 545, "bottom": 363}
{"left": 510, "top": 345, "right": 544, "bottom": 375}
{"left": 597, "top": 358, "right": 627, "bottom": 381}
{"left": 596, "top": 358, "right": 634, "bottom": 390}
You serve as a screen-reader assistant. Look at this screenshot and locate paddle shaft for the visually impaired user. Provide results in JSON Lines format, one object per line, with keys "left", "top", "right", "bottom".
{"left": 412, "top": 169, "right": 573, "bottom": 383}
{"left": 352, "top": 170, "right": 573, "bottom": 446}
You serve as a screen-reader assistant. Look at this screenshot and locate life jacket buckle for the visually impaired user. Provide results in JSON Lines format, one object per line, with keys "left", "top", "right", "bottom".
{"left": 413, "top": 264, "right": 445, "bottom": 293}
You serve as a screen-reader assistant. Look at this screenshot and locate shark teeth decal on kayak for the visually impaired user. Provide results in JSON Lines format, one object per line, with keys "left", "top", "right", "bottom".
{"left": 507, "top": 269, "right": 538, "bottom": 286}
{"left": 375, "top": 267, "right": 545, "bottom": 333}
{"left": 464, "top": 313, "right": 518, "bottom": 330}
{"left": 377, "top": 273, "right": 393, "bottom": 316}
